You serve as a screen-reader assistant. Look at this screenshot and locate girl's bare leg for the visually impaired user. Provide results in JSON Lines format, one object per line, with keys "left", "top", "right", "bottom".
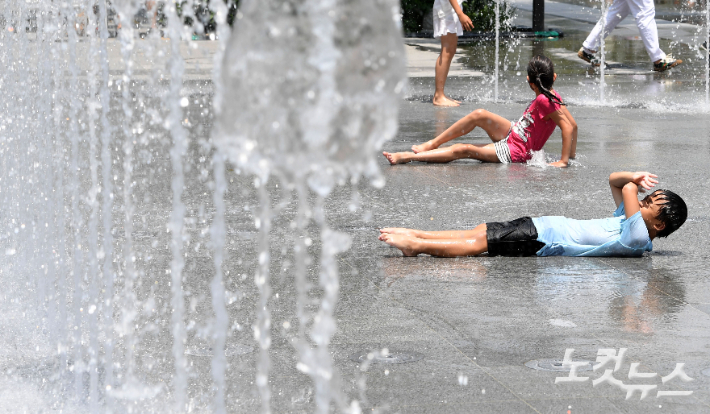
{"left": 412, "top": 109, "right": 511, "bottom": 153}
{"left": 380, "top": 233, "right": 488, "bottom": 257}
{"left": 384, "top": 143, "right": 500, "bottom": 165}
{"left": 381, "top": 224, "right": 487, "bottom": 240}
{"left": 433, "top": 33, "right": 460, "bottom": 107}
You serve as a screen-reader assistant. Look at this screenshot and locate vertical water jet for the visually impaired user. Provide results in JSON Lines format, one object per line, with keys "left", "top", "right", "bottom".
{"left": 495, "top": 0, "right": 500, "bottom": 102}
{"left": 164, "top": 1, "right": 190, "bottom": 410}
{"left": 599, "top": 0, "right": 608, "bottom": 104}
{"left": 215, "top": 0, "right": 406, "bottom": 410}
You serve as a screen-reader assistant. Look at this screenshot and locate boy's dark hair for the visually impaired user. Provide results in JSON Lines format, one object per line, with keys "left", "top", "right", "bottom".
{"left": 527, "top": 55, "right": 565, "bottom": 106}
{"left": 650, "top": 189, "right": 687, "bottom": 238}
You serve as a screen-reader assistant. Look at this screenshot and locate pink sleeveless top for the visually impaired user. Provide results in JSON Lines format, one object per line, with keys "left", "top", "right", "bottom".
{"left": 507, "top": 91, "right": 562, "bottom": 162}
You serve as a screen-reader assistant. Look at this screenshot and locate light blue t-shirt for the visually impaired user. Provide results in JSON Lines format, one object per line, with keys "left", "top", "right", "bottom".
{"left": 532, "top": 202, "right": 653, "bottom": 257}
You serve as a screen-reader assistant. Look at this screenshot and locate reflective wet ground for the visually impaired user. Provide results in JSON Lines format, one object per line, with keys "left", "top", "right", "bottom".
{"left": 338, "top": 103, "right": 710, "bottom": 412}
{"left": 209, "top": 12, "right": 710, "bottom": 412}
{"left": 336, "top": 8, "right": 710, "bottom": 413}
{"left": 237, "top": 8, "right": 710, "bottom": 413}
{"left": 407, "top": 7, "right": 710, "bottom": 109}
{"left": 3, "top": 4, "right": 710, "bottom": 413}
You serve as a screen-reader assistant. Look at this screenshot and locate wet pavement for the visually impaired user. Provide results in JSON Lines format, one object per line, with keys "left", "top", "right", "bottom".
{"left": 218, "top": 6, "right": 710, "bottom": 413}
{"left": 356, "top": 102, "right": 710, "bottom": 413}
{"left": 3, "top": 3, "right": 710, "bottom": 414}
{"left": 208, "top": 9, "right": 710, "bottom": 412}
{"left": 406, "top": 0, "right": 710, "bottom": 108}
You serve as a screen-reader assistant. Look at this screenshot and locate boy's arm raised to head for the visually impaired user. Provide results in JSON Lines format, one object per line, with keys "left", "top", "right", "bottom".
{"left": 547, "top": 110, "right": 573, "bottom": 167}
{"left": 621, "top": 182, "right": 642, "bottom": 219}
{"left": 609, "top": 171, "right": 658, "bottom": 216}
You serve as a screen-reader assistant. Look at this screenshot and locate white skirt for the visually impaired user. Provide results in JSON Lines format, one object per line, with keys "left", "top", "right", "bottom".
{"left": 433, "top": 12, "right": 462, "bottom": 38}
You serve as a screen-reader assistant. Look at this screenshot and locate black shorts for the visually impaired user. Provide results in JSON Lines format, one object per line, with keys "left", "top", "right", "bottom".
{"left": 486, "top": 217, "right": 546, "bottom": 257}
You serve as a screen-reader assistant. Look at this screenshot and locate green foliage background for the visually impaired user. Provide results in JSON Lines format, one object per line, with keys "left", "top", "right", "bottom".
{"left": 401, "top": 0, "right": 434, "bottom": 34}
{"left": 401, "top": 0, "right": 514, "bottom": 34}
{"left": 461, "top": 0, "right": 514, "bottom": 32}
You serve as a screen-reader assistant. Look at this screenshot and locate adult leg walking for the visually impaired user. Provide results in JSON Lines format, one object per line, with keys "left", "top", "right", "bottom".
{"left": 582, "top": 0, "right": 630, "bottom": 53}
{"left": 628, "top": 0, "right": 664, "bottom": 62}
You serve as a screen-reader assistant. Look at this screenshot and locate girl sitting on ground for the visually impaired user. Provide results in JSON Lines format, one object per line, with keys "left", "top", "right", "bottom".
{"left": 384, "top": 55, "right": 578, "bottom": 168}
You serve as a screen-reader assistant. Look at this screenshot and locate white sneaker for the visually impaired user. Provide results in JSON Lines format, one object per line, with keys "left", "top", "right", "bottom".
{"left": 653, "top": 55, "right": 682, "bottom": 72}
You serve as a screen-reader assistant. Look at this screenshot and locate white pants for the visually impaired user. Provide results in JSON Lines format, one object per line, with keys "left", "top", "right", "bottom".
{"left": 582, "top": 0, "right": 665, "bottom": 62}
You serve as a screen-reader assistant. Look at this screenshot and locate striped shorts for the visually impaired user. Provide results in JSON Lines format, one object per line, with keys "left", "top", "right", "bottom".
{"left": 494, "top": 134, "right": 513, "bottom": 164}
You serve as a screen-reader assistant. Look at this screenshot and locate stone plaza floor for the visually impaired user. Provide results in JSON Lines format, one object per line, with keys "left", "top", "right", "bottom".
{"left": 212, "top": 5, "right": 710, "bottom": 412}
{"left": 2, "top": 2, "right": 709, "bottom": 412}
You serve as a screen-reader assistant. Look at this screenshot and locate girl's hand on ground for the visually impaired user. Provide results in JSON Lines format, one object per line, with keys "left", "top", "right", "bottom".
{"left": 548, "top": 160, "right": 568, "bottom": 168}
{"left": 631, "top": 171, "right": 658, "bottom": 192}
{"left": 458, "top": 13, "right": 474, "bottom": 31}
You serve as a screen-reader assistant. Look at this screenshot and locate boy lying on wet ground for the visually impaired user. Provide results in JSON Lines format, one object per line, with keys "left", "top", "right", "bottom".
{"left": 379, "top": 171, "right": 687, "bottom": 257}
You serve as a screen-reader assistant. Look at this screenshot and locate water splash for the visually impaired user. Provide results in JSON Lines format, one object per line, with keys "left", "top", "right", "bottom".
{"left": 214, "top": 1, "right": 406, "bottom": 412}
{"left": 526, "top": 150, "right": 549, "bottom": 168}
{"left": 85, "top": 5, "right": 101, "bottom": 410}
{"left": 97, "top": 0, "right": 116, "bottom": 407}
{"left": 113, "top": 1, "right": 141, "bottom": 402}
{"left": 163, "top": 1, "right": 190, "bottom": 410}
{"left": 706, "top": 0, "right": 709, "bottom": 105}
{"left": 207, "top": 2, "right": 233, "bottom": 412}
{"left": 599, "top": 0, "right": 609, "bottom": 104}
{"left": 495, "top": 0, "right": 500, "bottom": 102}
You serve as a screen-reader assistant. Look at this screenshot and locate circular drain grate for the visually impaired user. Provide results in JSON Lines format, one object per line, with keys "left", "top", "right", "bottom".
{"left": 185, "top": 343, "right": 254, "bottom": 357}
{"left": 701, "top": 367, "right": 710, "bottom": 377}
{"left": 349, "top": 350, "right": 424, "bottom": 364}
{"left": 525, "top": 358, "right": 594, "bottom": 372}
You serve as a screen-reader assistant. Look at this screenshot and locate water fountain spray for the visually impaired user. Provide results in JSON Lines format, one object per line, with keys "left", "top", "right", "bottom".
{"left": 214, "top": 1, "right": 406, "bottom": 412}
{"left": 96, "top": 1, "right": 117, "bottom": 409}
{"left": 0, "top": 0, "right": 508, "bottom": 409}
{"left": 495, "top": 0, "right": 500, "bottom": 102}
{"left": 113, "top": 0, "right": 141, "bottom": 401}
{"left": 207, "top": 3, "right": 233, "bottom": 413}
{"left": 599, "top": 0, "right": 609, "bottom": 104}
{"left": 163, "top": 1, "right": 193, "bottom": 410}
{"left": 706, "top": 0, "right": 709, "bottom": 105}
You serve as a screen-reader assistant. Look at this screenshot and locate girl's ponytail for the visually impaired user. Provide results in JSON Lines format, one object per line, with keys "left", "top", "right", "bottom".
{"left": 528, "top": 55, "right": 566, "bottom": 106}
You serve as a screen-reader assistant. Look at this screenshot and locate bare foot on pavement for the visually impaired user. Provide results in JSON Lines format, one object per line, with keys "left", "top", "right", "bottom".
{"left": 433, "top": 96, "right": 459, "bottom": 107}
{"left": 383, "top": 151, "right": 413, "bottom": 165}
{"left": 411, "top": 142, "right": 436, "bottom": 154}
{"left": 379, "top": 233, "right": 418, "bottom": 257}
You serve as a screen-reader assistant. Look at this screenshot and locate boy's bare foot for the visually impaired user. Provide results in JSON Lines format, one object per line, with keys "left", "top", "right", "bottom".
{"left": 411, "top": 141, "right": 436, "bottom": 154}
{"left": 380, "top": 228, "right": 417, "bottom": 237}
{"left": 382, "top": 151, "right": 413, "bottom": 165}
{"left": 433, "top": 96, "right": 459, "bottom": 107}
{"left": 379, "top": 234, "right": 419, "bottom": 257}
